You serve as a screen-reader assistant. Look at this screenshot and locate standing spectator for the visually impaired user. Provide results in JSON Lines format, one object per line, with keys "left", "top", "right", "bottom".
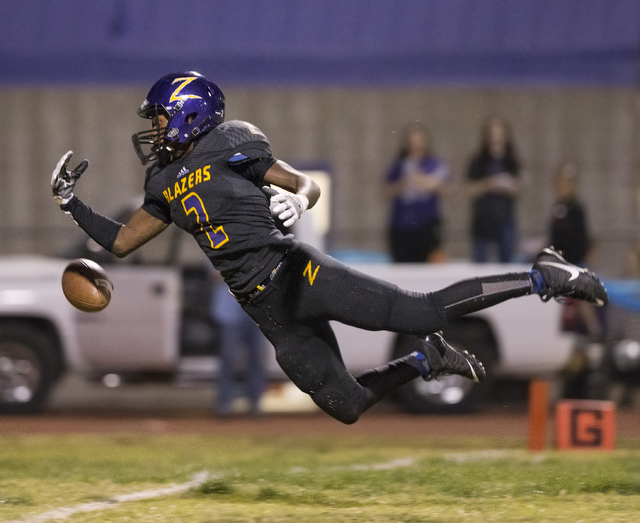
{"left": 382, "top": 123, "right": 450, "bottom": 263}
{"left": 211, "top": 273, "right": 266, "bottom": 416}
{"left": 549, "top": 163, "right": 604, "bottom": 399}
{"left": 549, "top": 163, "right": 598, "bottom": 341}
{"left": 549, "top": 163, "right": 590, "bottom": 266}
{"left": 467, "top": 116, "right": 520, "bottom": 263}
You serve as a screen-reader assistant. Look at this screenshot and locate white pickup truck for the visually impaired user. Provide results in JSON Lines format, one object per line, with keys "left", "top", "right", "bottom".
{"left": 0, "top": 253, "right": 574, "bottom": 415}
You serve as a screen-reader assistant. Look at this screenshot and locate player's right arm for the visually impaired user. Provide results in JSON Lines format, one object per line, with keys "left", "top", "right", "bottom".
{"left": 261, "top": 161, "right": 321, "bottom": 228}
{"left": 51, "top": 151, "right": 169, "bottom": 258}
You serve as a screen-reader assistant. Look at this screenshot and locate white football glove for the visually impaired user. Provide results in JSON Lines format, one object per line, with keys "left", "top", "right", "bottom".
{"left": 51, "top": 150, "right": 89, "bottom": 206}
{"left": 262, "top": 186, "right": 309, "bottom": 228}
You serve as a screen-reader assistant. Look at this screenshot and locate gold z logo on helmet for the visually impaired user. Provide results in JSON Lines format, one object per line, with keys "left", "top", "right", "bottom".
{"left": 169, "top": 77, "right": 203, "bottom": 103}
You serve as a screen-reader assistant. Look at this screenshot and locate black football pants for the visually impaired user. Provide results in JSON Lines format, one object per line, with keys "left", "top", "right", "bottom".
{"left": 241, "top": 241, "right": 533, "bottom": 424}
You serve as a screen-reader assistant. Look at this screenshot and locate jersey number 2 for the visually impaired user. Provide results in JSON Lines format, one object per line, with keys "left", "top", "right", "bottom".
{"left": 181, "top": 192, "right": 229, "bottom": 249}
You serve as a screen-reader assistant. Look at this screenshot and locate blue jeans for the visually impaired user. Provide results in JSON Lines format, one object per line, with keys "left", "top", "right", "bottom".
{"left": 473, "top": 220, "right": 516, "bottom": 263}
{"left": 216, "top": 318, "right": 265, "bottom": 414}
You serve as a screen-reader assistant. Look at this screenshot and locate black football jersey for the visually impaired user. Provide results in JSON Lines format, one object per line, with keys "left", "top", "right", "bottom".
{"left": 142, "top": 120, "right": 292, "bottom": 294}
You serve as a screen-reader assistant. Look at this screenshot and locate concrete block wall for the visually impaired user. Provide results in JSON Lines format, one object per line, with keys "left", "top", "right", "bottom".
{"left": 0, "top": 86, "right": 636, "bottom": 275}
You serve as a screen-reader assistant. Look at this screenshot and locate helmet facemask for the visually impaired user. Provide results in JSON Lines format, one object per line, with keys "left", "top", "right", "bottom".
{"left": 132, "top": 105, "right": 195, "bottom": 165}
{"left": 132, "top": 107, "right": 170, "bottom": 165}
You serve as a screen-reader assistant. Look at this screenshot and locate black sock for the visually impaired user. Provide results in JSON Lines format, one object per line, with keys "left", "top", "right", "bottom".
{"left": 436, "top": 272, "right": 534, "bottom": 322}
{"left": 356, "top": 346, "right": 424, "bottom": 409}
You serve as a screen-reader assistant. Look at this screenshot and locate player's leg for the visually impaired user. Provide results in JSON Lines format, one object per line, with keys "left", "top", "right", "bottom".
{"left": 240, "top": 295, "right": 370, "bottom": 423}
{"left": 284, "top": 241, "right": 607, "bottom": 333}
{"left": 247, "top": 306, "right": 484, "bottom": 422}
{"left": 358, "top": 331, "right": 486, "bottom": 385}
{"left": 439, "top": 247, "right": 608, "bottom": 313}
{"left": 237, "top": 242, "right": 606, "bottom": 424}
{"left": 241, "top": 283, "right": 482, "bottom": 423}
{"left": 283, "top": 241, "right": 535, "bottom": 334}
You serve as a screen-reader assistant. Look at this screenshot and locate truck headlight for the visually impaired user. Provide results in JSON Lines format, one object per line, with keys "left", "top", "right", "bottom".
{"left": 613, "top": 340, "right": 640, "bottom": 372}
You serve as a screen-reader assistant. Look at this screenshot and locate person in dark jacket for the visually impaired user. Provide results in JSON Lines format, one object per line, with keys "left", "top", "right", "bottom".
{"left": 467, "top": 117, "right": 520, "bottom": 263}
{"left": 549, "top": 163, "right": 590, "bottom": 266}
{"left": 549, "top": 163, "right": 603, "bottom": 399}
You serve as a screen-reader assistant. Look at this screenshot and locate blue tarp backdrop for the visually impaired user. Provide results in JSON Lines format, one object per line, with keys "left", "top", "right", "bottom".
{"left": 1, "top": 0, "right": 639, "bottom": 86}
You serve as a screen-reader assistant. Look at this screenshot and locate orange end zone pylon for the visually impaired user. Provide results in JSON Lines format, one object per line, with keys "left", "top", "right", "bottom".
{"left": 528, "top": 379, "right": 550, "bottom": 451}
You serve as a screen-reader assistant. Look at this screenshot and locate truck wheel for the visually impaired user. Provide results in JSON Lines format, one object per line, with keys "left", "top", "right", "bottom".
{"left": 392, "top": 322, "right": 497, "bottom": 414}
{"left": 0, "top": 324, "right": 58, "bottom": 414}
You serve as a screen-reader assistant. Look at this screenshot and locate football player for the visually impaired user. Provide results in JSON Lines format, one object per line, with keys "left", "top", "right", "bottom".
{"left": 51, "top": 71, "right": 608, "bottom": 424}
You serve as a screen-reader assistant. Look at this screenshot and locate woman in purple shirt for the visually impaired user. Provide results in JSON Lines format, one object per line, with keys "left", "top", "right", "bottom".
{"left": 383, "top": 123, "right": 450, "bottom": 262}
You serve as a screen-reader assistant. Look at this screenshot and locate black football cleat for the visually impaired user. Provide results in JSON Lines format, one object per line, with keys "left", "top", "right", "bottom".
{"left": 532, "top": 247, "right": 608, "bottom": 307}
{"left": 413, "top": 332, "right": 486, "bottom": 383}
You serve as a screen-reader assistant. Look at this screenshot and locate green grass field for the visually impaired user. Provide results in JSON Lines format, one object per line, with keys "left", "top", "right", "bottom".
{"left": 1, "top": 432, "right": 639, "bottom": 522}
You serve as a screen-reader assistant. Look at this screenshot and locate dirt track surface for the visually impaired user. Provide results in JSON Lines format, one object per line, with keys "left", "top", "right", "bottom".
{"left": 5, "top": 375, "right": 640, "bottom": 439}
{"left": 2, "top": 411, "right": 640, "bottom": 440}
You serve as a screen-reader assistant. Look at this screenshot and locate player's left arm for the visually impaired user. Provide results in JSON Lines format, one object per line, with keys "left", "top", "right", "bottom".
{"left": 262, "top": 160, "right": 321, "bottom": 227}
{"left": 51, "top": 150, "right": 169, "bottom": 258}
{"left": 111, "top": 207, "right": 169, "bottom": 258}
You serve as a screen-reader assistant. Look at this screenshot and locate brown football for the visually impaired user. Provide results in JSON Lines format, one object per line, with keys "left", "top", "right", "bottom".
{"left": 61, "top": 259, "right": 113, "bottom": 312}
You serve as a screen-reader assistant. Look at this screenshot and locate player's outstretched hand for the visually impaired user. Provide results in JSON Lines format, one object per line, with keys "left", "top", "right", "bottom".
{"left": 262, "top": 186, "right": 308, "bottom": 227}
{"left": 51, "top": 151, "right": 89, "bottom": 206}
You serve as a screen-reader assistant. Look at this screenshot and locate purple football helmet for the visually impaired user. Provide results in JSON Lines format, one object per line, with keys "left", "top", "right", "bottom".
{"left": 132, "top": 71, "right": 225, "bottom": 165}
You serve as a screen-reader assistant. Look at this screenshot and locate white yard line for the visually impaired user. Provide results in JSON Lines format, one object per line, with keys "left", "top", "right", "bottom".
{"left": 289, "top": 456, "right": 417, "bottom": 474}
{"left": 8, "top": 457, "right": 418, "bottom": 521}
{"left": 445, "top": 449, "right": 547, "bottom": 463}
{"left": 340, "top": 457, "right": 416, "bottom": 471}
{"left": 5, "top": 471, "right": 211, "bottom": 522}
